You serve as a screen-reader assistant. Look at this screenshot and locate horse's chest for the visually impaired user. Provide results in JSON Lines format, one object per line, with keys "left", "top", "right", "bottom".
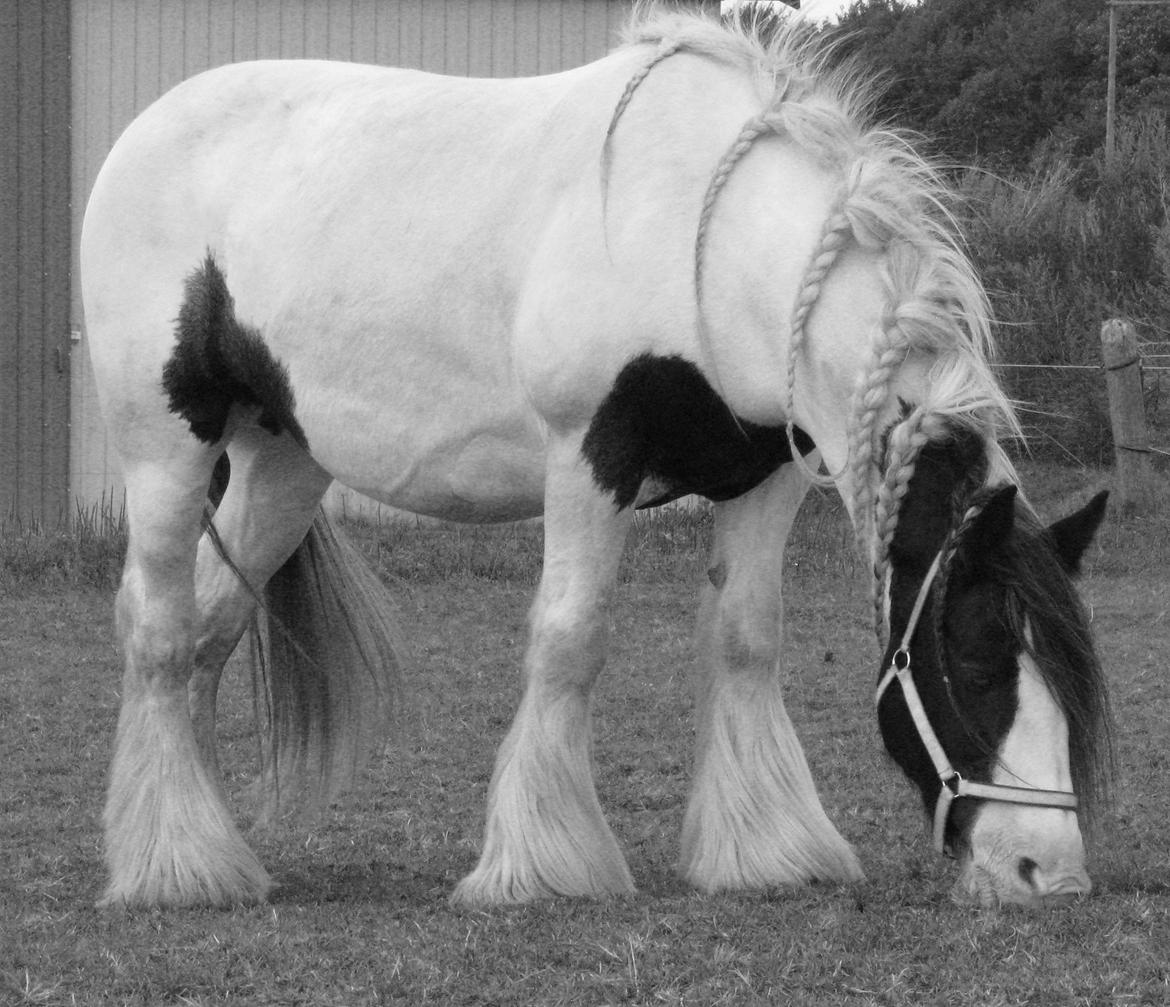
{"left": 581, "top": 354, "right": 812, "bottom": 509}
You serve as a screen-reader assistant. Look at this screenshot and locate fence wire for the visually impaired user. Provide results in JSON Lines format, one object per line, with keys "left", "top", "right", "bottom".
{"left": 992, "top": 344, "right": 1170, "bottom": 465}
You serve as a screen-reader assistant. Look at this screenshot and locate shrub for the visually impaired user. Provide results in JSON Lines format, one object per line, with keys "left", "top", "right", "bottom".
{"left": 0, "top": 494, "right": 127, "bottom": 590}
{"left": 957, "top": 113, "right": 1170, "bottom": 463}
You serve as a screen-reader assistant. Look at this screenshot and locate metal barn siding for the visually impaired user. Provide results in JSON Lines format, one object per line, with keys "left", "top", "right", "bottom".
{"left": 68, "top": 0, "right": 641, "bottom": 509}
{"left": 1, "top": 0, "right": 71, "bottom": 524}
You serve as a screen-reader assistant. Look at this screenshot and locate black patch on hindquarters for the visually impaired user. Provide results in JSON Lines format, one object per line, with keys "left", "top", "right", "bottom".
{"left": 581, "top": 353, "right": 814, "bottom": 510}
{"left": 162, "top": 254, "right": 307, "bottom": 448}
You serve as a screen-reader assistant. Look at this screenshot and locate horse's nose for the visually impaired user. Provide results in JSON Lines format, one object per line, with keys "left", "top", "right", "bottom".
{"left": 1017, "top": 856, "right": 1092, "bottom": 905}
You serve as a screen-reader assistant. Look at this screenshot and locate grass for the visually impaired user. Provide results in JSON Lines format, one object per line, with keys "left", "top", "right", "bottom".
{"left": 2, "top": 467, "right": 1169, "bottom": 1005}
{"left": 0, "top": 494, "right": 127, "bottom": 591}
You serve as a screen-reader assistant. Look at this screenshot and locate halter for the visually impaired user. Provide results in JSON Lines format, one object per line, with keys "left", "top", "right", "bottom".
{"left": 874, "top": 552, "right": 1079, "bottom": 856}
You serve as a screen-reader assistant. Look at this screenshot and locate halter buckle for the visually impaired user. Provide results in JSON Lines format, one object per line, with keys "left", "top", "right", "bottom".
{"left": 933, "top": 772, "right": 967, "bottom": 856}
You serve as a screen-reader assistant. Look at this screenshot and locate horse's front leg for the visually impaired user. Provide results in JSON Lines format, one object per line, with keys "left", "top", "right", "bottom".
{"left": 680, "top": 460, "right": 864, "bottom": 892}
{"left": 452, "top": 437, "right": 635, "bottom": 906}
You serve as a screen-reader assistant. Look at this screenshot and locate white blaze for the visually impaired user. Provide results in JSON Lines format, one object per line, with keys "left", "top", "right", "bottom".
{"left": 958, "top": 649, "right": 1090, "bottom": 906}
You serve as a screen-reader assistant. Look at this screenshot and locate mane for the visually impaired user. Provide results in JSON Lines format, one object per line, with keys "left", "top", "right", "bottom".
{"left": 931, "top": 494, "right": 1115, "bottom": 822}
{"left": 604, "top": 3, "right": 1023, "bottom": 632}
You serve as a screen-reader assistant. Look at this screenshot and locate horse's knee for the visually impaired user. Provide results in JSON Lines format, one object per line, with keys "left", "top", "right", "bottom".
{"left": 525, "top": 586, "right": 612, "bottom": 687}
{"left": 702, "top": 580, "right": 782, "bottom": 677}
{"left": 115, "top": 591, "right": 195, "bottom": 686}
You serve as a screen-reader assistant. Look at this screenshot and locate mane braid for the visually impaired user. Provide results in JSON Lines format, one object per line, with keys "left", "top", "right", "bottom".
{"left": 784, "top": 210, "right": 851, "bottom": 486}
{"left": 872, "top": 406, "right": 934, "bottom": 639}
{"left": 616, "top": 4, "right": 1022, "bottom": 608}
{"left": 850, "top": 322, "right": 913, "bottom": 587}
{"left": 600, "top": 38, "right": 683, "bottom": 216}
{"left": 694, "top": 115, "right": 771, "bottom": 320}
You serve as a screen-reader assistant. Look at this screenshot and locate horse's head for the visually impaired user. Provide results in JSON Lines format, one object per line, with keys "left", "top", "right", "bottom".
{"left": 876, "top": 432, "right": 1111, "bottom": 908}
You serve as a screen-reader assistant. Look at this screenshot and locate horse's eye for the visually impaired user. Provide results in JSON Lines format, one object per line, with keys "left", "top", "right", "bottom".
{"left": 949, "top": 652, "right": 1014, "bottom": 694}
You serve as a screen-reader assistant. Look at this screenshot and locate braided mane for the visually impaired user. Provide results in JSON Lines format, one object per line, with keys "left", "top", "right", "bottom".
{"left": 604, "top": 4, "right": 1021, "bottom": 637}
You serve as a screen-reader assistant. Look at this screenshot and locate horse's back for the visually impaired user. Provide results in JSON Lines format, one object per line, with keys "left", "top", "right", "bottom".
{"left": 80, "top": 43, "right": 815, "bottom": 520}
{"left": 82, "top": 58, "right": 627, "bottom": 519}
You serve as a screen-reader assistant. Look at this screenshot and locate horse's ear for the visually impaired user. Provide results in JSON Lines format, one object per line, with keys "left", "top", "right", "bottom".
{"left": 953, "top": 484, "right": 1018, "bottom": 581}
{"left": 1046, "top": 490, "right": 1108, "bottom": 575}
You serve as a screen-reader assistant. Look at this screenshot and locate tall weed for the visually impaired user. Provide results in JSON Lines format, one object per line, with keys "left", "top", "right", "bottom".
{"left": 0, "top": 494, "right": 127, "bottom": 589}
{"left": 959, "top": 113, "right": 1170, "bottom": 462}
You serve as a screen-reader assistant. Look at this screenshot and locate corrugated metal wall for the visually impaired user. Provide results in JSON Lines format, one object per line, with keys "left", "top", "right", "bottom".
{"left": 68, "top": 0, "right": 639, "bottom": 509}
{"left": 1, "top": 0, "right": 71, "bottom": 525}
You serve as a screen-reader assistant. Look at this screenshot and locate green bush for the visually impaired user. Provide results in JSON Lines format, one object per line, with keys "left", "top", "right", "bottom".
{"left": 958, "top": 113, "right": 1170, "bottom": 462}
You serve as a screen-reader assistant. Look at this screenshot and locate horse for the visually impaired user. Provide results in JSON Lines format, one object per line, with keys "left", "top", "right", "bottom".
{"left": 80, "top": 3, "right": 1111, "bottom": 911}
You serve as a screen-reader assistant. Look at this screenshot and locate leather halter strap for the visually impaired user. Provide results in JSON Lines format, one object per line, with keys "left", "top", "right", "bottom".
{"left": 874, "top": 552, "right": 1078, "bottom": 856}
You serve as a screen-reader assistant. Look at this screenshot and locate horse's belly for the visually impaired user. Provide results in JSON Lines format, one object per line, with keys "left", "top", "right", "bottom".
{"left": 297, "top": 392, "right": 547, "bottom": 523}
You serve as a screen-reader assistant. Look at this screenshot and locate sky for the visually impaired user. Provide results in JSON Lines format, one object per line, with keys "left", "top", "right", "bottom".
{"left": 719, "top": 0, "right": 855, "bottom": 24}
{"left": 797, "top": 0, "right": 855, "bottom": 23}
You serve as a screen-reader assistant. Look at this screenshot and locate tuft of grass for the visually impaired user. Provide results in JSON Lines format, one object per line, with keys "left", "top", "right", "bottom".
{"left": 0, "top": 494, "right": 127, "bottom": 591}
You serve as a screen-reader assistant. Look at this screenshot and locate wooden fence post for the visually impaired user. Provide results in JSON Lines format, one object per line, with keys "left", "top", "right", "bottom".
{"left": 1100, "top": 318, "right": 1154, "bottom": 514}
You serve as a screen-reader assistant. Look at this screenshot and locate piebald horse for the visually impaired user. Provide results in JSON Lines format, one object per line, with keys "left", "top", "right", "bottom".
{"left": 81, "top": 5, "right": 1111, "bottom": 910}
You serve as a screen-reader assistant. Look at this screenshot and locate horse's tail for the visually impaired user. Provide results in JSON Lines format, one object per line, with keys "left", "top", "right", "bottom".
{"left": 249, "top": 509, "right": 404, "bottom": 821}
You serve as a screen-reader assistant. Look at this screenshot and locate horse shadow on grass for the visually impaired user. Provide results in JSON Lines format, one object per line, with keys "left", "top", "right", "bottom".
{"left": 269, "top": 859, "right": 452, "bottom": 906}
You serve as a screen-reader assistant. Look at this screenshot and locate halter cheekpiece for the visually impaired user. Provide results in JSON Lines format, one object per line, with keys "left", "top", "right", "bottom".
{"left": 874, "top": 551, "right": 1079, "bottom": 856}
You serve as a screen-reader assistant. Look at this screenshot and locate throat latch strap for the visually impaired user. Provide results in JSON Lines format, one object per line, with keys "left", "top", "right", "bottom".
{"left": 874, "top": 552, "right": 1078, "bottom": 855}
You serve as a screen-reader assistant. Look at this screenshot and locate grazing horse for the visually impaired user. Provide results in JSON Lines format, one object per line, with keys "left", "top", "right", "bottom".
{"left": 81, "top": 5, "right": 1111, "bottom": 910}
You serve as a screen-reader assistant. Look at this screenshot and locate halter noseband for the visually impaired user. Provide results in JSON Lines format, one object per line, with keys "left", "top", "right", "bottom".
{"left": 874, "top": 552, "right": 1079, "bottom": 856}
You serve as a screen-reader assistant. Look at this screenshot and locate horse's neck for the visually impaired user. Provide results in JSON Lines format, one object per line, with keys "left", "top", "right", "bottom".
{"left": 890, "top": 431, "right": 987, "bottom": 577}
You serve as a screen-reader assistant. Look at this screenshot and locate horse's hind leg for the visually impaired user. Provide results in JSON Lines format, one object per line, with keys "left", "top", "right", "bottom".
{"left": 680, "top": 460, "right": 864, "bottom": 892}
{"left": 102, "top": 442, "right": 275, "bottom": 908}
{"left": 452, "top": 437, "right": 635, "bottom": 905}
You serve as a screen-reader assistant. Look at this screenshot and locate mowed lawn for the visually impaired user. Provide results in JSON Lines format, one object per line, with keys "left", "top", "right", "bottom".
{"left": 2, "top": 465, "right": 1168, "bottom": 1006}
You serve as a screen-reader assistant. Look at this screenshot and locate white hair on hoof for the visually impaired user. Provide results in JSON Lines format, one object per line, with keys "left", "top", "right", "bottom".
{"left": 100, "top": 688, "right": 272, "bottom": 908}
{"left": 681, "top": 673, "right": 864, "bottom": 891}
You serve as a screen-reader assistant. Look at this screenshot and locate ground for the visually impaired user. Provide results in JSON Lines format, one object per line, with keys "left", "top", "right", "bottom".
{"left": 2, "top": 463, "right": 1168, "bottom": 1005}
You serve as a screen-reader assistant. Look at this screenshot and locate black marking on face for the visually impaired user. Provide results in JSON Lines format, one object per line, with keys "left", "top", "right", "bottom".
{"left": 876, "top": 426, "right": 1014, "bottom": 844}
{"left": 162, "top": 254, "right": 307, "bottom": 449}
{"left": 876, "top": 422, "right": 1111, "bottom": 852}
{"left": 581, "top": 353, "right": 814, "bottom": 509}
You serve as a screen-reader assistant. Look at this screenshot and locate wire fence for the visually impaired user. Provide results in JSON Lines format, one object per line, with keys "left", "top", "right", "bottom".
{"left": 992, "top": 339, "right": 1170, "bottom": 466}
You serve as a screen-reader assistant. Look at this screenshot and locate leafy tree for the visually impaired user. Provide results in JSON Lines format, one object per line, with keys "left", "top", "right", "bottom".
{"left": 828, "top": 0, "right": 1170, "bottom": 168}
{"left": 822, "top": 2, "right": 1170, "bottom": 461}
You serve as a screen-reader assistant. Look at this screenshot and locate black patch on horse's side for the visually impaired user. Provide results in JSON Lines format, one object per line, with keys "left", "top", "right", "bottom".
{"left": 162, "top": 254, "right": 307, "bottom": 448}
{"left": 581, "top": 353, "right": 814, "bottom": 509}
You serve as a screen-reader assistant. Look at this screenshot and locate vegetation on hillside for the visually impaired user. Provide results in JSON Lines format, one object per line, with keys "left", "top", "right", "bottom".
{"left": 826, "top": 0, "right": 1170, "bottom": 460}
